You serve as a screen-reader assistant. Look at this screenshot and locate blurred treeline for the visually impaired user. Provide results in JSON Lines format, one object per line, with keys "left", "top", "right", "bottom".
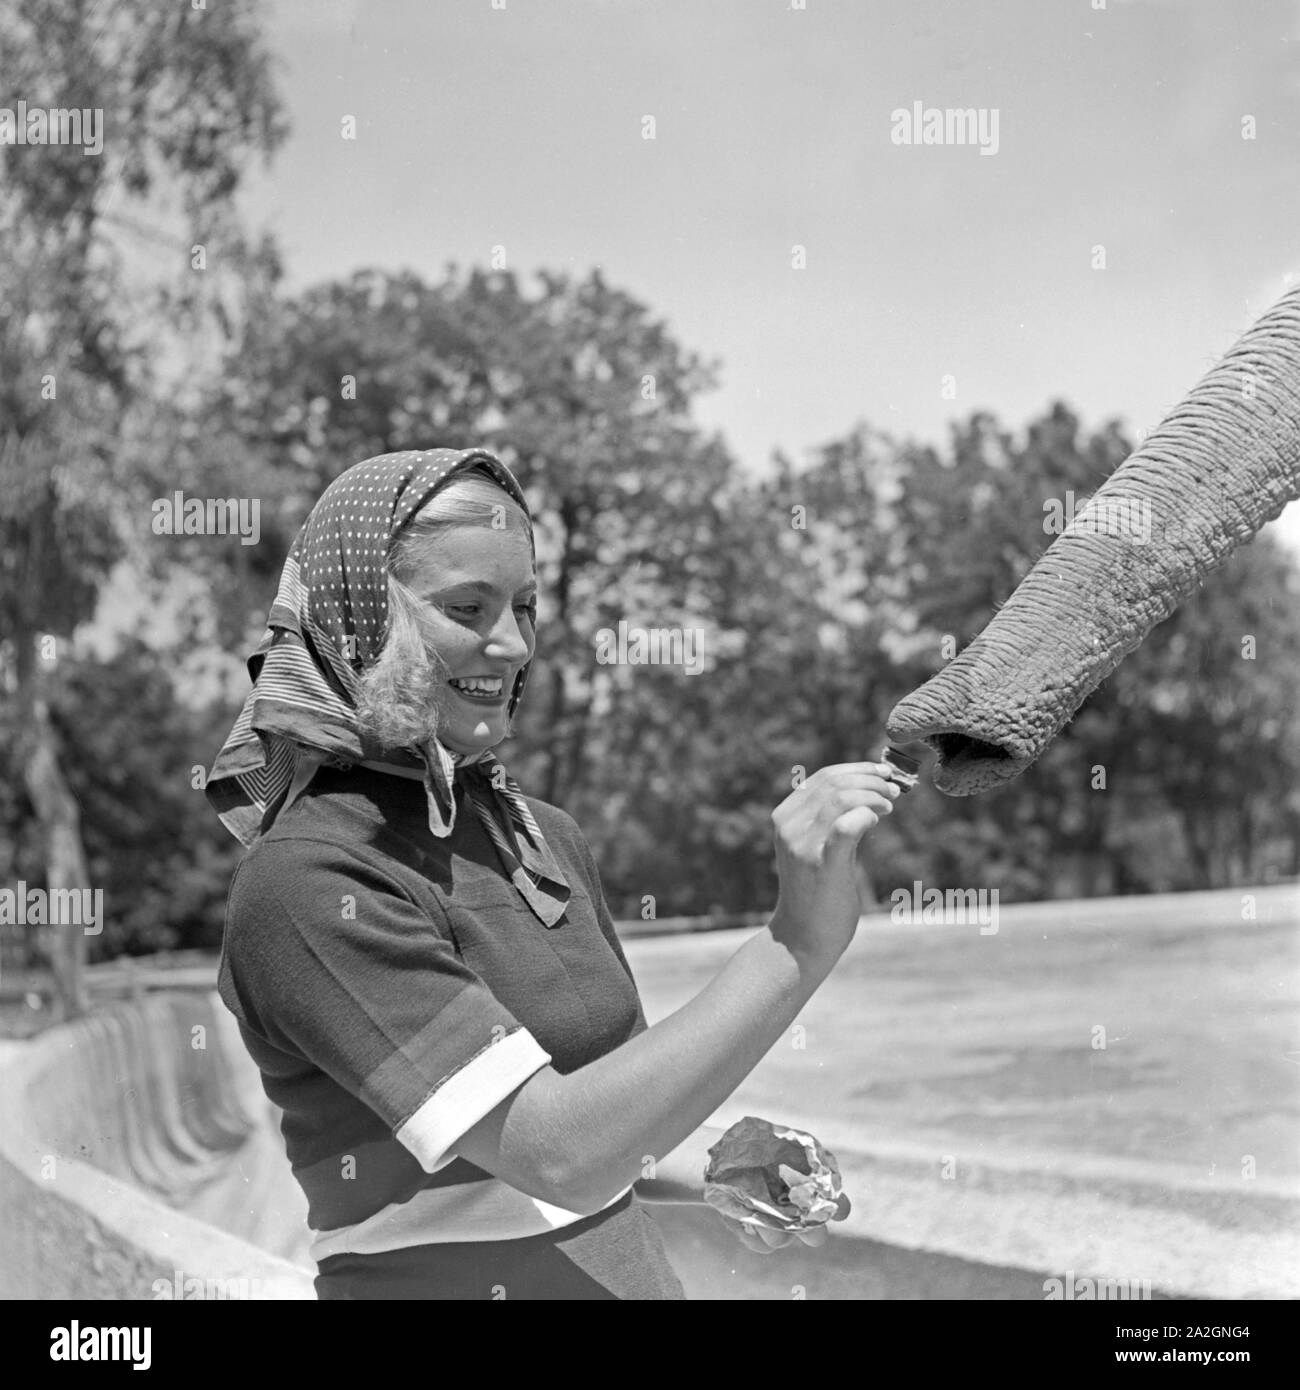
{"left": 2, "top": 3, "right": 1298, "bottom": 985}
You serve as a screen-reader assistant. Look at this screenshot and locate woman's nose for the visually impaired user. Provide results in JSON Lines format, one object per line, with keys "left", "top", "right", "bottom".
{"left": 484, "top": 606, "right": 533, "bottom": 662}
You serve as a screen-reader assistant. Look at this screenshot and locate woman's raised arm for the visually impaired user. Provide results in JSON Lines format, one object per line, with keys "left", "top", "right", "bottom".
{"left": 454, "top": 761, "right": 901, "bottom": 1213}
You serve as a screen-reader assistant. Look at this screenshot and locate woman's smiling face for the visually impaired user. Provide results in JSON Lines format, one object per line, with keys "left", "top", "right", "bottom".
{"left": 406, "top": 526, "right": 537, "bottom": 754}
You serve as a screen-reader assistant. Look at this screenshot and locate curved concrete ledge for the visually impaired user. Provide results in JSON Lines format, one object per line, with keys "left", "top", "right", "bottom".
{"left": 6, "top": 891, "right": 1297, "bottom": 1300}
{"left": 627, "top": 888, "right": 1300, "bottom": 1300}
{"left": 0, "top": 994, "right": 313, "bottom": 1300}
{"left": 817, "top": 1135, "right": 1297, "bottom": 1300}
{"left": 651, "top": 1129, "right": 1300, "bottom": 1299}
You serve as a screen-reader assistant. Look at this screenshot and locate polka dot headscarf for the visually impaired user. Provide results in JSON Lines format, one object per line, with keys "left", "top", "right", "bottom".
{"left": 206, "top": 447, "right": 571, "bottom": 927}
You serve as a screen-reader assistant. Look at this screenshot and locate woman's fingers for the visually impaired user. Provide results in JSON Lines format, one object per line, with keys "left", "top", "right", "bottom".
{"left": 730, "top": 1217, "right": 832, "bottom": 1253}
{"left": 732, "top": 1220, "right": 792, "bottom": 1252}
{"left": 755, "top": 1223, "right": 791, "bottom": 1249}
{"left": 734, "top": 1223, "right": 775, "bottom": 1254}
{"left": 807, "top": 761, "right": 897, "bottom": 781}
{"left": 826, "top": 804, "right": 881, "bottom": 848}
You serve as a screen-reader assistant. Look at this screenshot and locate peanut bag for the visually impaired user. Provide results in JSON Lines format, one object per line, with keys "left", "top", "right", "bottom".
{"left": 703, "top": 1116, "right": 851, "bottom": 1232}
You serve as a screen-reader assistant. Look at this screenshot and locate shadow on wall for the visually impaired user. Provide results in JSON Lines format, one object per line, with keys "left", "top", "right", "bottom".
{"left": 2, "top": 988, "right": 1091, "bottom": 1301}
{"left": 0, "top": 992, "right": 313, "bottom": 1299}
{"left": 0, "top": 988, "right": 1223, "bottom": 1300}
{"left": 651, "top": 1206, "right": 1189, "bottom": 1301}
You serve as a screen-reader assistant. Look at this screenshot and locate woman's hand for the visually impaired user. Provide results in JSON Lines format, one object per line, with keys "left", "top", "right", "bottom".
{"left": 724, "top": 1217, "right": 829, "bottom": 1255}
{"left": 769, "top": 761, "right": 901, "bottom": 966}
{"left": 712, "top": 1179, "right": 852, "bottom": 1253}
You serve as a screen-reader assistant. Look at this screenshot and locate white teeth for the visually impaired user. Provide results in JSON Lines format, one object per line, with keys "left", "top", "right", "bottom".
{"left": 451, "top": 677, "right": 504, "bottom": 694}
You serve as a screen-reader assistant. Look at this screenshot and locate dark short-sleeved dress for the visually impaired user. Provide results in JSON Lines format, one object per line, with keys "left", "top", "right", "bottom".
{"left": 217, "top": 762, "right": 686, "bottom": 1300}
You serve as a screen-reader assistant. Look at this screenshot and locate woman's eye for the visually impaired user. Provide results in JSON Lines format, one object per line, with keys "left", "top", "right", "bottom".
{"left": 445, "top": 603, "right": 481, "bottom": 620}
{"left": 443, "top": 601, "right": 534, "bottom": 623}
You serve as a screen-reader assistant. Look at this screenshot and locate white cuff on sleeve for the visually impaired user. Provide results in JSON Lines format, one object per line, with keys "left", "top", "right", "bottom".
{"left": 396, "top": 1027, "right": 552, "bottom": 1172}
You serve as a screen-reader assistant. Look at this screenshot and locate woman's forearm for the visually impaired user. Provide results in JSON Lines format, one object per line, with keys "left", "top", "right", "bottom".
{"left": 455, "top": 918, "right": 835, "bottom": 1212}
{"left": 633, "top": 1123, "right": 726, "bottom": 1204}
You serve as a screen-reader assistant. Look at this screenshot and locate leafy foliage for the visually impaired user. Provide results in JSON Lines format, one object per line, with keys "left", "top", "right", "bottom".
{"left": 1, "top": 8, "right": 1296, "bottom": 964}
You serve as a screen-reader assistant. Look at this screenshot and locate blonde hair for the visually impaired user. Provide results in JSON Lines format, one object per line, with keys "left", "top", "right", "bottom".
{"left": 353, "top": 469, "right": 534, "bottom": 752}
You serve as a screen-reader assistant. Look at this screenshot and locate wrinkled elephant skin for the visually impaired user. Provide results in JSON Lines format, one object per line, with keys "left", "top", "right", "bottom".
{"left": 887, "top": 287, "right": 1300, "bottom": 795}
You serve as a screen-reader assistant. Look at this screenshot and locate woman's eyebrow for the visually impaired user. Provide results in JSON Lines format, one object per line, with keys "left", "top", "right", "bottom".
{"left": 429, "top": 578, "right": 538, "bottom": 596}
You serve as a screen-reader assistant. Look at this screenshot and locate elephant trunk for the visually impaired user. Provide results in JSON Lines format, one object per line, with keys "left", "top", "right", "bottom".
{"left": 887, "top": 285, "right": 1300, "bottom": 795}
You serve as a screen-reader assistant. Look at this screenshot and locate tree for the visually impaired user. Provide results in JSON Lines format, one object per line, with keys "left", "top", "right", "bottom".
{"left": 0, "top": 0, "right": 286, "bottom": 1015}
{"left": 201, "top": 264, "right": 737, "bottom": 815}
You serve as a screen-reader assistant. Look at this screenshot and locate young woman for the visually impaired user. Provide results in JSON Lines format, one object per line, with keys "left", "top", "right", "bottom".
{"left": 207, "top": 447, "right": 901, "bottom": 1300}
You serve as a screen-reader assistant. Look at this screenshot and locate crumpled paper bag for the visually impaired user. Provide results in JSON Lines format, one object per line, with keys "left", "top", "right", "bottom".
{"left": 703, "top": 1116, "right": 851, "bottom": 1232}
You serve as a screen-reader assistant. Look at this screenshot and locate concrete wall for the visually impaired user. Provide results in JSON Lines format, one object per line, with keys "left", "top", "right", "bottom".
{"left": 0, "top": 989, "right": 1083, "bottom": 1300}
{"left": 3, "top": 958, "right": 1296, "bottom": 1299}
{"left": 0, "top": 993, "right": 313, "bottom": 1300}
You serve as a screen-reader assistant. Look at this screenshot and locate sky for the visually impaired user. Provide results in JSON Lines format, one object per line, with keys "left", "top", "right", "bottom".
{"left": 229, "top": 0, "right": 1299, "bottom": 557}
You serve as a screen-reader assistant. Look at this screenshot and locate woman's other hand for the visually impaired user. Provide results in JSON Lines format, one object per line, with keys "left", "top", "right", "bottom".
{"left": 724, "top": 1217, "right": 829, "bottom": 1255}
{"left": 769, "top": 761, "right": 901, "bottom": 966}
